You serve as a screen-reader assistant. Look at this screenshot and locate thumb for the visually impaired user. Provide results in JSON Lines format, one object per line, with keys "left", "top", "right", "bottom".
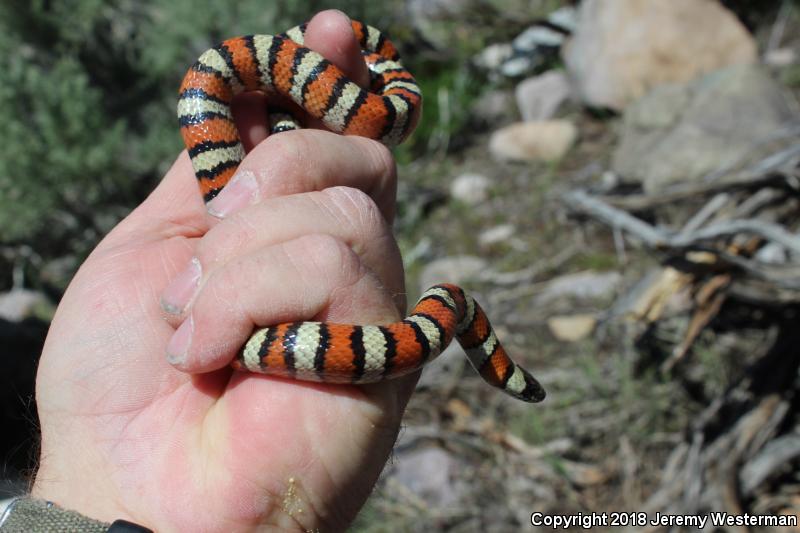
{"left": 105, "top": 151, "right": 209, "bottom": 247}
{"left": 305, "top": 10, "right": 371, "bottom": 88}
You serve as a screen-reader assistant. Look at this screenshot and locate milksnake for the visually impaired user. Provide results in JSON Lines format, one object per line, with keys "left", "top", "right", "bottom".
{"left": 177, "top": 20, "right": 545, "bottom": 402}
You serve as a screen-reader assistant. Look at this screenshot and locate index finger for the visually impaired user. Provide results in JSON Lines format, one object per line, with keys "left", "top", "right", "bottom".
{"left": 204, "top": 129, "right": 398, "bottom": 222}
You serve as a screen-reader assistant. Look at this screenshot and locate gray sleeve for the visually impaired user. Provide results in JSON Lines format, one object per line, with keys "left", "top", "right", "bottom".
{"left": 0, "top": 497, "right": 109, "bottom": 532}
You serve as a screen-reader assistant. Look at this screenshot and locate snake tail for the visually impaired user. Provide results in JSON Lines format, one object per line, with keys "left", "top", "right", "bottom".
{"left": 232, "top": 284, "right": 546, "bottom": 403}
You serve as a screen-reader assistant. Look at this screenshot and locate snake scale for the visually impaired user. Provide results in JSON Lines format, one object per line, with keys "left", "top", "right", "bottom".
{"left": 177, "top": 20, "right": 545, "bottom": 402}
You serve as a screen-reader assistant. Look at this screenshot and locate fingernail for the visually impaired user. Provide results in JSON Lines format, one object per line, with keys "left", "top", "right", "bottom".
{"left": 207, "top": 170, "right": 258, "bottom": 218}
{"left": 160, "top": 257, "right": 202, "bottom": 315}
{"left": 166, "top": 315, "right": 193, "bottom": 365}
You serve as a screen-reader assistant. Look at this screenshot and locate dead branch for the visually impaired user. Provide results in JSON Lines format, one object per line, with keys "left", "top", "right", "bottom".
{"left": 596, "top": 142, "right": 800, "bottom": 211}
{"left": 564, "top": 189, "right": 800, "bottom": 255}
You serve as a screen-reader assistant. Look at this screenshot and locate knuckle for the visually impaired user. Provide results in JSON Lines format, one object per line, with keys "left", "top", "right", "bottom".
{"left": 290, "top": 233, "right": 361, "bottom": 284}
{"left": 196, "top": 216, "right": 254, "bottom": 264}
{"left": 322, "top": 186, "right": 385, "bottom": 235}
{"left": 190, "top": 280, "right": 238, "bottom": 339}
{"left": 295, "top": 232, "right": 352, "bottom": 264}
{"left": 262, "top": 129, "right": 308, "bottom": 161}
{"left": 364, "top": 139, "right": 396, "bottom": 184}
{"left": 253, "top": 132, "right": 310, "bottom": 191}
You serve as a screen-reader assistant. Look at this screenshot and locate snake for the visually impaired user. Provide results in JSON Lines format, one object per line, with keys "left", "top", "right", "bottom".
{"left": 177, "top": 20, "right": 545, "bottom": 403}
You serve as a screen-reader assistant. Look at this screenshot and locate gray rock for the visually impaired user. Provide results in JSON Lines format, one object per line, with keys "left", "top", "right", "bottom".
{"left": 500, "top": 24, "right": 567, "bottom": 78}
{"left": 546, "top": 5, "right": 578, "bottom": 32}
{"left": 764, "top": 47, "right": 796, "bottom": 68}
{"left": 513, "top": 25, "right": 565, "bottom": 51}
{"left": 612, "top": 65, "right": 796, "bottom": 192}
{"left": 474, "top": 43, "right": 513, "bottom": 72}
{"left": 563, "top": 0, "right": 757, "bottom": 110}
{"left": 450, "top": 173, "right": 490, "bottom": 205}
{"left": 496, "top": 8, "right": 576, "bottom": 78}
{"left": 478, "top": 224, "right": 515, "bottom": 246}
{"left": 0, "top": 289, "right": 49, "bottom": 322}
{"left": 500, "top": 56, "right": 539, "bottom": 78}
{"left": 407, "top": 0, "right": 481, "bottom": 51}
{"left": 535, "top": 271, "right": 622, "bottom": 306}
{"left": 755, "top": 242, "right": 789, "bottom": 264}
{"left": 390, "top": 447, "right": 467, "bottom": 507}
{"left": 470, "top": 89, "right": 517, "bottom": 127}
{"left": 477, "top": 6, "right": 575, "bottom": 79}
{"left": 419, "top": 256, "right": 489, "bottom": 291}
{"left": 512, "top": 6, "right": 576, "bottom": 52}
{"left": 515, "top": 71, "right": 572, "bottom": 121}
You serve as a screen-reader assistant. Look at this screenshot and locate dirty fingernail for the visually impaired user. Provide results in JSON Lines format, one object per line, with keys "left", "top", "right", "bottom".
{"left": 206, "top": 170, "right": 258, "bottom": 218}
{"left": 160, "top": 257, "right": 202, "bottom": 315}
{"left": 166, "top": 315, "right": 193, "bottom": 366}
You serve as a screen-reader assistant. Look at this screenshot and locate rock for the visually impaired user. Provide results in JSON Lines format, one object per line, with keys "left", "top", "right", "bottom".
{"left": 489, "top": 120, "right": 576, "bottom": 162}
{"left": 407, "top": 0, "right": 482, "bottom": 51}
{"left": 478, "top": 224, "right": 515, "bottom": 246}
{"left": 450, "top": 173, "right": 490, "bottom": 205}
{"left": 459, "top": 3, "right": 577, "bottom": 77}
{"left": 515, "top": 71, "right": 572, "bottom": 121}
{"left": 0, "top": 289, "right": 50, "bottom": 322}
{"left": 755, "top": 242, "right": 789, "bottom": 264}
{"left": 500, "top": 23, "right": 568, "bottom": 78}
{"left": 547, "top": 314, "right": 597, "bottom": 342}
{"left": 419, "top": 255, "right": 488, "bottom": 291}
{"left": 474, "top": 43, "right": 513, "bottom": 72}
{"left": 563, "top": 0, "right": 757, "bottom": 111}
{"left": 470, "top": 89, "right": 516, "bottom": 126}
{"left": 390, "top": 447, "right": 467, "bottom": 507}
{"left": 513, "top": 23, "right": 568, "bottom": 51}
{"left": 479, "top": 6, "right": 575, "bottom": 79}
{"left": 535, "top": 271, "right": 622, "bottom": 306}
{"left": 499, "top": 56, "right": 538, "bottom": 79}
{"left": 546, "top": 5, "right": 579, "bottom": 32}
{"left": 764, "top": 47, "right": 797, "bottom": 68}
{"left": 612, "top": 65, "right": 796, "bottom": 192}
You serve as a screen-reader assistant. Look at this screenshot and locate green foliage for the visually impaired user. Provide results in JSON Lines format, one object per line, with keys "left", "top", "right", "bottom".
{"left": 395, "top": 60, "right": 483, "bottom": 164}
{"left": 0, "top": 2, "right": 133, "bottom": 242}
{"left": 780, "top": 63, "right": 800, "bottom": 88}
{"left": 573, "top": 252, "right": 619, "bottom": 271}
{"left": 0, "top": 51, "right": 124, "bottom": 241}
{"left": 0, "top": 0, "right": 422, "bottom": 280}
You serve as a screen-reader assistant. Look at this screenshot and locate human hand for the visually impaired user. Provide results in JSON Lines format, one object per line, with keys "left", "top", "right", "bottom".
{"left": 32, "top": 10, "right": 416, "bottom": 531}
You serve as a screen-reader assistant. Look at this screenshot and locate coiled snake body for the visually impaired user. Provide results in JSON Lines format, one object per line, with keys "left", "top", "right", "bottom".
{"left": 178, "top": 20, "right": 545, "bottom": 402}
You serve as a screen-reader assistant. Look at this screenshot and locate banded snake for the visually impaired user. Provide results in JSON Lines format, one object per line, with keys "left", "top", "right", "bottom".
{"left": 177, "top": 20, "right": 545, "bottom": 402}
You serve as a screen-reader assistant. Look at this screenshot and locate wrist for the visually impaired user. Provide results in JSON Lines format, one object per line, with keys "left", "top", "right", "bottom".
{"left": 31, "top": 465, "right": 127, "bottom": 526}
{"left": 32, "top": 422, "right": 128, "bottom": 523}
